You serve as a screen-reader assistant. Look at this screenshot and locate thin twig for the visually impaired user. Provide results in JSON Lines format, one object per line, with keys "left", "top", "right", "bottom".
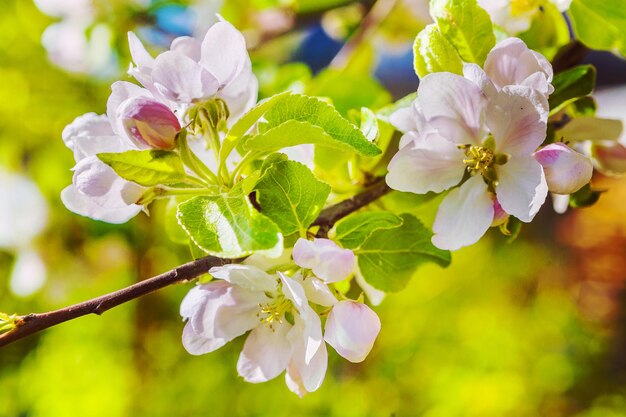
{"left": 0, "top": 178, "right": 391, "bottom": 347}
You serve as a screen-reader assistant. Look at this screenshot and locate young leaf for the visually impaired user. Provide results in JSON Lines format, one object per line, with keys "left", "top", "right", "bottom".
{"left": 430, "top": 0, "right": 496, "bottom": 65}
{"left": 549, "top": 65, "right": 596, "bottom": 112}
{"left": 355, "top": 214, "right": 451, "bottom": 292}
{"left": 254, "top": 159, "right": 331, "bottom": 236}
{"left": 569, "top": 184, "right": 604, "bottom": 208}
{"left": 568, "top": 0, "right": 626, "bottom": 57}
{"left": 98, "top": 150, "right": 186, "bottom": 187}
{"left": 413, "top": 24, "right": 464, "bottom": 77}
{"left": 243, "top": 94, "right": 381, "bottom": 157}
{"left": 176, "top": 187, "right": 283, "bottom": 258}
{"left": 334, "top": 211, "right": 404, "bottom": 249}
{"left": 555, "top": 117, "right": 623, "bottom": 142}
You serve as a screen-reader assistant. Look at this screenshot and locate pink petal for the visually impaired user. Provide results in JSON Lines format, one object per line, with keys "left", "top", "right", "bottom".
{"left": 534, "top": 143, "right": 593, "bottom": 194}
{"left": 496, "top": 155, "right": 548, "bottom": 222}
{"left": 152, "top": 50, "right": 219, "bottom": 103}
{"left": 200, "top": 21, "right": 248, "bottom": 85}
{"left": 432, "top": 175, "right": 494, "bottom": 250}
{"left": 324, "top": 301, "right": 381, "bottom": 363}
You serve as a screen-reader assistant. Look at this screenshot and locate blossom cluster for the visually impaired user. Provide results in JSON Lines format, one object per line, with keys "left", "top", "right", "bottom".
{"left": 181, "top": 238, "right": 380, "bottom": 396}
{"left": 387, "top": 38, "right": 593, "bottom": 250}
{"left": 61, "top": 20, "right": 257, "bottom": 223}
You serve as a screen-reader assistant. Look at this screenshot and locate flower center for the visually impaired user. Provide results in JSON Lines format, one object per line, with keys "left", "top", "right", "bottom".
{"left": 257, "top": 295, "right": 293, "bottom": 331}
{"left": 463, "top": 145, "right": 495, "bottom": 175}
{"left": 511, "top": 0, "right": 540, "bottom": 16}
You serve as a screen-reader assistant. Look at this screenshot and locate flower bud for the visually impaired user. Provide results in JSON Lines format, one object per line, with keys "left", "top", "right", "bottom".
{"left": 324, "top": 301, "right": 381, "bottom": 363}
{"left": 534, "top": 143, "right": 593, "bottom": 194}
{"left": 119, "top": 97, "right": 180, "bottom": 150}
{"left": 591, "top": 142, "right": 626, "bottom": 176}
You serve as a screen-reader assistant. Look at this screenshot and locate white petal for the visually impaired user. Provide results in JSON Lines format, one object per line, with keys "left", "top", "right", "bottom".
{"left": 61, "top": 185, "right": 142, "bottom": 224}
{"left": 534, "top": 143, "right": 593, "bottom": 194}
{"left": 386, "top": 132, "right": 465, "bottom": 194}
{"left": 127, "top": 32, "right": 154, "bottom": 68}
{"left": 182, "top": 321, "right": 228, "bottom": 355}
{"left": 324, "top": 301, "right": 381, "bottom": 363}
{"left": 496, "top": 155, "right": 548, "bottom": 222}
{"left": 209, "top": 264, "right": 277, "bottom": 293}
{"left": 432, "top": 175, "right": 494, "bottom": 250}
{"left": 9, "top": 249, "right": 46, "bottom": 297}
{"left": 487, "top": 87, "right": 547, "bottom": 156}
{"left": 217, "top": 65, "right": 258, "bottom": 122}
{"left": 354, "top": 266, "right": 386, "bottom": 306}
{"left": 552, "top": 193, "right": 570, "bottom": 214}
{"left": 237, "top": 323, "right": 293, "bottom": 383}
{"left": 292, "top": 238, "right": 355, "bottom": 283}
{"left": 484, "top": 37, "right": 553, "bottom": 94}
{"left": 62, "top": 113, "right": 128, "bottom": 161}
{"left": 463, "top": 63, "right": 497, "bottom": 98}
{"left": 152, "top": 51, "right": 219, "bottom": 103}
{"left": 200, "top": 21, "right": 248, "bottom": 85}
{"left": 418, "top": 73, "right": 487, "bottom": 145}
{"left": 300, "top": 276, "right": 337, "bottom": 307}
{"left": 170, "top": 36, "right": 202, "bottom": 61}
{"left": 287, "top": 319, "right": 328, "bottom": 393}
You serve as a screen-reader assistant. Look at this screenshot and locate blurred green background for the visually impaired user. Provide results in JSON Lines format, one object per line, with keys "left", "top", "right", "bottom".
{"left": 2, "top": 0, "right": 626, "bottom": 416}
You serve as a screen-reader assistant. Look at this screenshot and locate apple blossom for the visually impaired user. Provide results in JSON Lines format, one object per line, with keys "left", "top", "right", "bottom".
{"left": 534, "top": 143, "right": 593, "bottom": 194}
{"left": 61, "top": 113, "right": 144, "bottom": 224}
{"left": 180, "top": 264, "right": 327, "bottom": 396}
{"left": 118, "top": 96, "right": 181, "bottom": 150}
{"left": 387, "top": 73, "right": 548, "bottom": 250}
{"left": 127, "top": 20, "right": 258, "bottom": 121}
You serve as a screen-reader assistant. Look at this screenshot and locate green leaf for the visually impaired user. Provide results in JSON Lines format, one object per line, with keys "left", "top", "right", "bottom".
{"left": 97, "top": 150, "right": 186, "bottom": 187}
{"left": 355, "top": 214, "right": 451, "bottom": 292}
{"left": 254, "top": 159, "right": 331, "bottom": 236}
{"left": 549, "top": 65, "right": 596, "bottom": 112}
{"left": 334, "top": 211, "right": 404, "bottom": 249}
{"left": 176, "top": 187, "right": 283, "bottom": 258}
{"left": 568, "top": 0, "right": 626, "bottom": 57}
{"left": 569, "top": 184, "right": 605, "bottom": 208}
{"left": 243, "top": 94, "right": 381, "bottom": 157}
{"left": 228, "top": 91, "right": 291, "bottom": 139}
{"left": 518, "top": 2, "right": 570, "bottom": 60}
{"left": 413, "top": 24, "right": 464, "bottom": 77}
{"left": 430, "top": 0, "right": 496, "bottom": 65}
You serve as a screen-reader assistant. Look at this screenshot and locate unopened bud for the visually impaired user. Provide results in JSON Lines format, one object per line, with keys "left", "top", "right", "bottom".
{"left": 534, "top": 143, "right": 593, "bottom": 194}
{"left": 591, "top": 142, "right": 626, "bottom": 176}
{"left": 120, "top": 97, "right": 180, "bottom": 150}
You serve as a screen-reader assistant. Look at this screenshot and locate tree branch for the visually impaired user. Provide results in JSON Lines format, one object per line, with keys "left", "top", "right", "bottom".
{"left": 0, "top": 178, "right": 391, "bottom": 347}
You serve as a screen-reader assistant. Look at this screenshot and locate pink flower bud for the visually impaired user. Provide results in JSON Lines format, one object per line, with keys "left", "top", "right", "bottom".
{"left": 534, "top": 143, "right": 593, "bottom": 194}
{"left": 119, "top": 97, "right": 180, "bottom": 150}
{"left": 591, "top": 142, "right": 626, "bottom": 176}
{"left": 324, "top": 301, "right": 381, "bottom": 363}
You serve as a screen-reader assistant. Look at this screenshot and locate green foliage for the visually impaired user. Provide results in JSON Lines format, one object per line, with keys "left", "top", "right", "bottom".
{"left": 243, "top": 94, "right": 381, "bottom": 157}
{"left": 98, "top": 150, "right": 186, "bottom": 187}
{"left": 413, "top": 24, "right": 464, "bottom": 78}
{"left": 176, "top": 187, "right": 283, "bottom": 258}
{"left": 518, "top": 2, "right": 570, "bottom": 60}
{"left": 355, "top": 214, "right": 451, "bottom": 292}
{"left": 254, "top": 158, "right": 331, "bottom": 236}
{"left": 334, "top": 211, "right": 403, "bottom": 249}
{"left": 569, "top": 0, "right": 626, "bottom": 57}
{"left": 569, "top": 184, "right": 604, "bottom": 208}
{"left": 430, "top": 0, "right": 496, "bottom": 65}
{"left": 549, "top": 65, "right": 596, "bottom": 113}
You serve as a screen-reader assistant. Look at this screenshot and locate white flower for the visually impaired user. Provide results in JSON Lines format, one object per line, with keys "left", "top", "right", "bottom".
{"left": 387, "top": 73, "right": 548, "bottom": 250}
{"left": 61, "top": 113, "right": 144, "bottom": 224}
{"left": 534, "top": 142, "right": 593, "bottom": 194}
{"left": 464, "top": 37, "right": 553, "bottom": 103}
{"left": 127, "top": 19, "right": 258, "bottom": 120}
{"left": 180, "top": 264, "right": 327, "bottom": 396}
